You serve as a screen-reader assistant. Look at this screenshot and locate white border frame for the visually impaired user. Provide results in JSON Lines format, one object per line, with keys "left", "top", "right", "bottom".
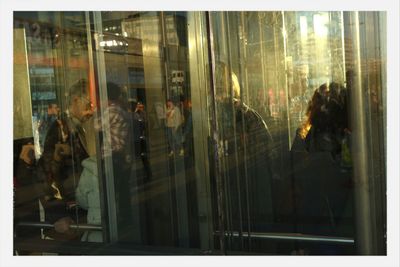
{"left": 1, "top": 1, "right": 398, "bottom": 267}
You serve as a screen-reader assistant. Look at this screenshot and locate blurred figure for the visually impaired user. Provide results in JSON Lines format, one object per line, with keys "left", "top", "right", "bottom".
{"left": 131, "top": 101, "right": 152, "bottom": 180}
{"left": 290, "top": 82, "right": 353, "bottom": 254}
{"left": 295, "top": 82, "right": 348, "bottom": 157}
{"left": 94, "top": 82, "right": 134, "bottom": 235}
{"left": 214, "top": 61, "right": 277, "bottom": 233}
{"left": 56, "top": 82, "right": 135, "bottom": 240}
{"left": 39, "top": 79, "right": 93, "bottom": 203}
{"left": 182, "top": 99, "right": 193, "bottom": 156}
{"left": 166, "top": 99, "right": 184, "bottom": 157}
{"left": 35, "top": 79, "right": 93, "bottom": 240}
{"left": 94, "top": 82, "right": 132, "bottom": 161}
{"left": 154, "top": 101, "right": 166, "bottom": 129}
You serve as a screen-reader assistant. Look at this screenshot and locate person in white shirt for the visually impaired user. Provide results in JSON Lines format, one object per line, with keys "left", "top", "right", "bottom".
{"left": 165, "top": 99, "right": 184, "bottom": 156}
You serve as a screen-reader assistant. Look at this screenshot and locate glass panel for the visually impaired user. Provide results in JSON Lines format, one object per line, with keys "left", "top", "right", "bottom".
{"left": 92, "top": 11, "right": 212, "bottom": 247}
{"left": 208, "top": 11, "right": 386, "bottom": 255}
{"left": 209, "top": 11, "right": 285, "bottom": 253}
{"left": 13, "top": 12, "right": 99, "bottom": 247}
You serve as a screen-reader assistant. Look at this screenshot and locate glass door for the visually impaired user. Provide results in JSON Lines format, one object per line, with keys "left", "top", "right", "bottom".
{"left": 206, "top": 11, "right": 386, "bottom": 255}
{"left": 91, "top": 11, "right": 215, "bottom": 248}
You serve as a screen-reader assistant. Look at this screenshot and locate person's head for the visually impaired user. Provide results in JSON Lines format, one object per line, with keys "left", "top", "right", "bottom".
{"left": 47, "top": 103, "right": 60, "bottom": 116}
{"left": 317, "top": 83, "right": 329, "bottom": 99}
{"left": 136, "top": 102, "right": 145, "bottom": 111}
{"left": 183, "top": 99, "right": 192, "bottom": 109}
{"left": 299, "top": 85, "right": 327, "bottom": 139}
{"left": 166, "top": 99, "right": 174, "bottom": 108}
{"left": 106, "top": 82, "right": 122, "bottom": 102}
{"left": 231, "top": 72, "right": 240, "bottom": 100}
{"left": 215, "top": 61, "right": 241, "bottom": 101}
{"left": 328, "top": 82, "right": 342, "bottom": 102}
{"left": 66, "top": 79, "right": 93, "bottom": 122}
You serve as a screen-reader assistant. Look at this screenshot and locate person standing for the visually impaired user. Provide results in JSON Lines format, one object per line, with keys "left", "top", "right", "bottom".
{"left": 94, "top": 82, "right": 134, "bottom": 239}
{"left": 132, "top": 101, "right": 152, "bottom": 179}
{"left": 166, "top": 99, "right": 184, "bottom": 156}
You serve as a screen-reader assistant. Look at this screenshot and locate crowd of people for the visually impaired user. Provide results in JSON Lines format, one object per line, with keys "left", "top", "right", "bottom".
{"left": 14, "top": 73, "right": 354, "bottom": 255}
{"left": 14, "top": 79, "right": 196, "bottom": 243}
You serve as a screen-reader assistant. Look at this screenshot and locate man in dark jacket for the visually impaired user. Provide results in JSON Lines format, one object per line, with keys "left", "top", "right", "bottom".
{"left": 37, "top": 79, "right": 93, "bottom": 236}
{"left": 214, "top": 63, "right": 277, "bottom": 240}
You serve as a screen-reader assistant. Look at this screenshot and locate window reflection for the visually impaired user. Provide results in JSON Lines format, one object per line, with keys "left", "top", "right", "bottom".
{"left": 13, "top": 11, "right": 386, "bottom": 255}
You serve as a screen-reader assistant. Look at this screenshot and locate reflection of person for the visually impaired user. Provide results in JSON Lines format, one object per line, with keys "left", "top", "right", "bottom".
{"left": 131, "top": 101, "right": 152, "bottom": 179}
{"left": 291, "top": 82, "right": 352, "bottom": 253}
{"left": 295, "top": 82, "right": 347, "bottom": 156}
{"left": 56, "top": 82, "right": 135, "bottom": 240}
{"left": 215, "top": 62, "right": 276, "bottom": 232}
{"left": 36, "top": 79, "right": 93, "bottom": 239}
{"left": 231, "top": 72, "right": 277, "bottom": 231}
{"left": 39, "top": 80, "right": 93, "bottom": 202}
{"left": 166, "top": 99, "right": 184, "bottom": 156}
{"left": 94, "top": 82, "right": 132, "bottom": 161}
{"left": 94, "top": 82, "right": 134, "bottom": 235}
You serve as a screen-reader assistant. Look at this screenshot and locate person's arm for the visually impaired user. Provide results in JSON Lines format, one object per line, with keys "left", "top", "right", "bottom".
{"left": 19, "top": 144, "right": 35, "bottom": 165}
{"left": 108, "top": 106, "right": 129, "bottom": 153}
{"left": 15, "top": 143, "right": 36, "bottom": 187}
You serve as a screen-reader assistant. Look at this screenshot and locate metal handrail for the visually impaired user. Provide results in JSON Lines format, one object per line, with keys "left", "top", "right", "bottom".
{"left": 18, "top": 224, "right": 354, "bottom": 243}
{"left": 214, "top": 231, "right": 354, "bottom": 244}
{"left": 17, "top": 221, "right": 103, "bottom": 231}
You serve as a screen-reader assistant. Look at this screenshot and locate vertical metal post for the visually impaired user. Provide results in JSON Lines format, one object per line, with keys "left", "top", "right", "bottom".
{"left": 160, "top": 12, "right": 171, "bottom": 99}
{"left": 92, "top": 11, "right": 119, "bottom": 243}
{"left": 160, "top": 11, "right": 190, "bottom": 248}
{"left": 281, "top": 12, "right": 293, "bottom": 149}
{"left": 187, "top": 11, "right": 214, "bottom": 251}
{"left": 227, "top": 12, "right": 245, "bottom": 251}
{"left": 205, "top": 11, "right": 226, "bottom": 254}
{"left": 343, "top": 11, "right": 375, "bottom": 255}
